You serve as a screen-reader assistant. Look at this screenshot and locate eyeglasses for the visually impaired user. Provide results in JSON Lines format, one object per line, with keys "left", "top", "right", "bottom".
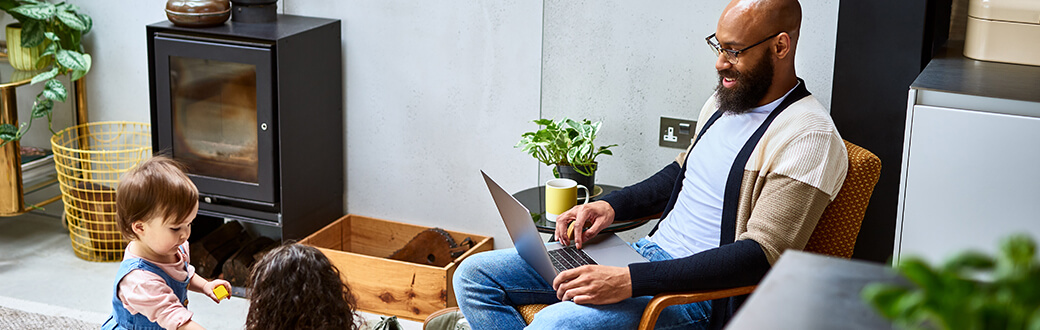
{"left": 706, "top": 32, "right": 782, "bottom": 64}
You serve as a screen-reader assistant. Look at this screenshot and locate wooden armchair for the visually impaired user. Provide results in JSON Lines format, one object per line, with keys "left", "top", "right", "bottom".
{"left": 519, "top": 140, "right": 882, "bottom": 329}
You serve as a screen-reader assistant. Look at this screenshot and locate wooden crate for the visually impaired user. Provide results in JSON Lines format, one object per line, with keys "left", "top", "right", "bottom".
{"left": 300, "top": 214, "right": 493, "bottom": 322}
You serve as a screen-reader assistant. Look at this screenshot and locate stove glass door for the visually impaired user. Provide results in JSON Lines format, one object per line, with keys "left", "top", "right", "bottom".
{"left": 153, "top": 34, "right": 277, "bottom": 204}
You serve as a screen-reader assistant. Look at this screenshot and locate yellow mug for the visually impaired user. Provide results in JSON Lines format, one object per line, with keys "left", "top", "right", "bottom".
{"left": 545, "top": 178, "right": 590, "bottom": 222}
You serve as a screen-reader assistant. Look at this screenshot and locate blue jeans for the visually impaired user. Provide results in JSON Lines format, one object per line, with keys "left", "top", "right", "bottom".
{"left": 453, "top": 237, "right": 711, "bottom": 329}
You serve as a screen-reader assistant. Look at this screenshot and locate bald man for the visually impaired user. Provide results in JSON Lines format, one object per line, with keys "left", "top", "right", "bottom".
{"left": 454, "top": 0, "right": 847, "bottom": 329}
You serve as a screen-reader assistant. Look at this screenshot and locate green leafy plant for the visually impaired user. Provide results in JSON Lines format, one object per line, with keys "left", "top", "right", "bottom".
{"left": 862, "top": 234, "right": 1040, "bottom": 330}
{"left": 0, "top": 0, "right": 92, "bottom": 146}
{"left": 514, "top": 117, "right": 617, "bottom": 176}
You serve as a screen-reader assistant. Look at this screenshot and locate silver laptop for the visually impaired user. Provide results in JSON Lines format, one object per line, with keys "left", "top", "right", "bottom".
{"left": 481, "top": 170, "right": 648, "bottom": 284}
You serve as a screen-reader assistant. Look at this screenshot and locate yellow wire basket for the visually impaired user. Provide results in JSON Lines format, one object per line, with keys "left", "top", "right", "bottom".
{"left": 51, "top": 121, "right": 151, "bottom": 262}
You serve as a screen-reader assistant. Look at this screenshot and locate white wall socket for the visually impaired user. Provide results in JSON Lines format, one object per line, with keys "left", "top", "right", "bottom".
{"left": 663, "top": 127, "right": 678, "bottom": 142}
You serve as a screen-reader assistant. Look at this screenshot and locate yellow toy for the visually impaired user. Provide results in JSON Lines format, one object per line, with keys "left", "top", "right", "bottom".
{"left": 213, "top": 285, "right": 230, "bottom": 300}
{"left": 567, "top": 222, "right": 591, "bottom": 241}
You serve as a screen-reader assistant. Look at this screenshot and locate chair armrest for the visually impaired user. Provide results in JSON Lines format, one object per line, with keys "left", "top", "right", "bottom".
{"left": 638, "top": 285, "right": 757, "bottom": 330}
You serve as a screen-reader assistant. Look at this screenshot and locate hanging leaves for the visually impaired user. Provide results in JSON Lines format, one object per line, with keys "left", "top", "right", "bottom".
{"left": 8, "top": 2, "right": 55, "bottom": 20}
{"left": 41, "top": 79, "right": 67, "bottom": 102}
{"left": 0, "top": 124, "right": 19, "bottom": 142}
{"left": 0, "top": 0, "right": 92, "bottom": 144}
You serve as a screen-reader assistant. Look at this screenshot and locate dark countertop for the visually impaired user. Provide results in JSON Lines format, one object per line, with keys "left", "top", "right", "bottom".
{"left": 727, "top": 251, "right": 906, "bottom": 330}
{"left": 911, "top": 41, "right": 1040, "bottom": 104}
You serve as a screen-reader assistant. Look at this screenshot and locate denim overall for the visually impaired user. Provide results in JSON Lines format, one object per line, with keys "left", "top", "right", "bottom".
{"left": 102, "top": 247, "right": 190, "bottom": 330}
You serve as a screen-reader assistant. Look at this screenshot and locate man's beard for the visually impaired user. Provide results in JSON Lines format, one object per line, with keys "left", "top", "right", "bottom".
{"left": 715, "top": 55, "right": 774, "bottom": 114}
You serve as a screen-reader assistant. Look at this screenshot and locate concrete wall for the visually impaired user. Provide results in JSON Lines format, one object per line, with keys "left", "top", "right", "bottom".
{"left": 17, "top": 0, "right": 836, "bottom": 248}
{"left": 286, "top": 0, "right": 543, "bottom": 245}
{"left": 540, "top": 0, "right": 839, "bottom": 186}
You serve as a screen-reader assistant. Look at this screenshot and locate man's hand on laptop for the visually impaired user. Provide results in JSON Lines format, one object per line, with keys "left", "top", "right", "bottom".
{"left": 552, "top": 265, "right": 632, "bottom": 305}
{"left": 554, "top": 201, "right": 616, "bottom": 248}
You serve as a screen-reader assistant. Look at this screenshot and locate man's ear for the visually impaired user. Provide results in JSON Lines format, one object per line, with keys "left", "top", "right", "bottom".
{"left": 774, "top": 32, "right": 792, "bottom": 59}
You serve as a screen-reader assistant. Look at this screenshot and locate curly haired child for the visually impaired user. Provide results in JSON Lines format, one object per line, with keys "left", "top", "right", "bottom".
{"left": 102, "top": 156, "right": 231, "bottom": 330}
{"left": 246, "top": 243, "right": 361, "bottom": 330}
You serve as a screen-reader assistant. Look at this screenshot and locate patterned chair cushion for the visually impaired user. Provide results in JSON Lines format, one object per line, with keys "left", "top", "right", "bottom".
{"left": 803, "top": 140, "right": 882, "bottom": 258}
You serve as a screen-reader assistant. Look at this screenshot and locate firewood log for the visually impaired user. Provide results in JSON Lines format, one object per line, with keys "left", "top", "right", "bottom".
{"left": 222, "top": 236, "right": 277, "bottom": 287}
{"left": 389, "top": 228, "right": 471, "bottom": 267}
{"left": 190, "top": 221, "right": 249, "bottom": 278}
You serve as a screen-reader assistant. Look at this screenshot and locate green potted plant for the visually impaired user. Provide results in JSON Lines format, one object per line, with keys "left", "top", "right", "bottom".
{"left": 515, "top": 117, "right": 617, "bottom": 190}
{"left": 0, "top": 0, "right": 92, "bottom": 146}
{"left": 862, "top": 234, "right": 1040, "bottom": 329}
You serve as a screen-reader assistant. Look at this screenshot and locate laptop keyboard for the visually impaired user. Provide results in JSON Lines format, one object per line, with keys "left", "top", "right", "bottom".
{"left": 548, "top": 246, "right": 598, "bottom": 272}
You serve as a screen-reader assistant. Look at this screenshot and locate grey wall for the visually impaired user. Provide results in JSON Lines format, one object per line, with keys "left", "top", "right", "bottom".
{"left": 540, "top": 0, "right": 838, "bottom": 186}
{"left": 18, "top": 0, "right": 838, "bottom": 248}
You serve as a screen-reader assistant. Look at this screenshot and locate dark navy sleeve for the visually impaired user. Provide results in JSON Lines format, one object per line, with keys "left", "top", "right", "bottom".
{"left": 598, "top": 162, "right": 681, "bottom": 221}
{"left": 628, "top": 239, "right": 771, "bottom": 297}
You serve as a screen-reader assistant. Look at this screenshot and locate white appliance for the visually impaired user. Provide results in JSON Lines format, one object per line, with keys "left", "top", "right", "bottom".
{"left": 964, "top": 0, "right": 1040, "bottom": 66}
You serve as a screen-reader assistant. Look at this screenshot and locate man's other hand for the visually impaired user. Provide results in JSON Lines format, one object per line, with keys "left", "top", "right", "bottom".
{"left": 552, "top": 265, "right": 632, "bottom": 305}
{"left": 554, "top": 201, "right": 616, "bottom": 248}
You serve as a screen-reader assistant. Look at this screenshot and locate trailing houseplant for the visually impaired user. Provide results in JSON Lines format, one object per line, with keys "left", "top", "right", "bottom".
{"left": 515, "top": 117, "right": 617, "bottom": 189}
{"left": 0, "top": 0, "right": 92, "bottom": 146}
{"left": 861, "top": 234, "right": 1040, "bottom": 330}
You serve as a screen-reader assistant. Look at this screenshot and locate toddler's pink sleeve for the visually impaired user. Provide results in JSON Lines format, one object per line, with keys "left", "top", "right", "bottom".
{"left": 118, "top": 270, "right": 193, "bottom": 330}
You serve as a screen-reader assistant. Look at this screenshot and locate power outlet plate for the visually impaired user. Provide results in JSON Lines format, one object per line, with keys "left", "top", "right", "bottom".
{"left": 659, "top": 116, "right": 696, "bottom": 149}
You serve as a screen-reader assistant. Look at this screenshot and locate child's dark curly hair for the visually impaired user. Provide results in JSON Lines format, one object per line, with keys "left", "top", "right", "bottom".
{"left": 246, "top": 243, "right": 360, "bottom": 330}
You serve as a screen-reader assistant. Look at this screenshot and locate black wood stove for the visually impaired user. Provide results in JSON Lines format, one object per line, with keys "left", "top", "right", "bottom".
{"left": 147, "top": 15, "right": 343, "bottom": 240}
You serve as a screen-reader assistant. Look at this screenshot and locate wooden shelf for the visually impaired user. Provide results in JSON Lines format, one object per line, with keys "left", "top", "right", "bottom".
{"left": 0, "top": 71, "right": 87, "bottom": 217}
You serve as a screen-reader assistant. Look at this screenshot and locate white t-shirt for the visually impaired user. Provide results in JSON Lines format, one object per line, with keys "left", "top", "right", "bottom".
{"left": 648, "top": 85, "right": 798, "bottom": 258}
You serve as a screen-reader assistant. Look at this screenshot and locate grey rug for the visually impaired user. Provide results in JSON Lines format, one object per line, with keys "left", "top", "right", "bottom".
{"left": 0, "top": 305, "right": 101, "bottom": 330}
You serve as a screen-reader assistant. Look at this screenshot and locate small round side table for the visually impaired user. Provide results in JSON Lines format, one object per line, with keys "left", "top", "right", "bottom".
{"left": 511, "top": 184, "right": 654, "bottom": 240}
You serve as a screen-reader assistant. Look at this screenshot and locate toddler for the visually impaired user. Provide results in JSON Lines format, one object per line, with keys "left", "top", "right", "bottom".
{"left": 102, "top": 156, "right": 231, "bottom": 330}
{"left": 245, "top": 243, "right": 360, "bottom": 330}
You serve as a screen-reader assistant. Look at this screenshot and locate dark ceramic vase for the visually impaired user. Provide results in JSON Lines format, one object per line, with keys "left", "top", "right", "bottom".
{"left": 231, "top": 0, "right": 278, "bottom": 23}
{"left": 555, "top": 164, "right": 595, "bottom": 191}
